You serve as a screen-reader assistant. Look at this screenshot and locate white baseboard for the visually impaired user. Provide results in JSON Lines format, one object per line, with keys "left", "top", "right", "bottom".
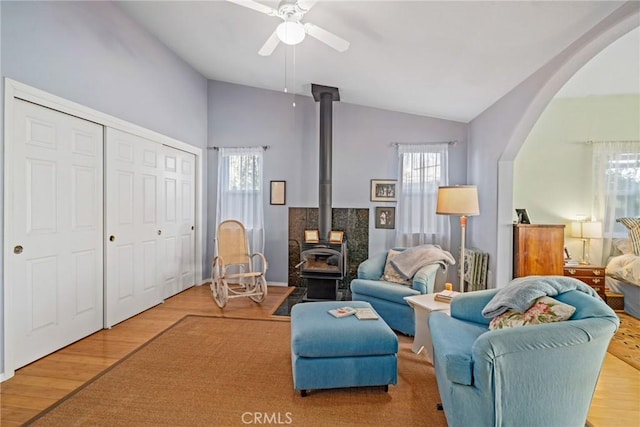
{"left": 268, "top": 281, "right": 288, "bottom": 287}
{"left": 1, "top": 370, "right": 15, "bottom": 382}
{"left": 197, "top": 280, "right": 288, "bottom": 287}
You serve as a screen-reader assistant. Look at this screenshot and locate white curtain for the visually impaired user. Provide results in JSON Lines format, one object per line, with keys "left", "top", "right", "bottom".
{"left": 592, "top": 141, "right": 640, "bottom": 260}
{"left": 216, "top": 147, "right": 265, "bottom": 254}
{"left": 394, "top": 143, "right": 450, "bottom": 249}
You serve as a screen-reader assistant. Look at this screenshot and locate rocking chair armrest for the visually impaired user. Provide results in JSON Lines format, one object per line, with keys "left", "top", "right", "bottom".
{"left": 250, "top": 252, "right": 268, "bottom": 274}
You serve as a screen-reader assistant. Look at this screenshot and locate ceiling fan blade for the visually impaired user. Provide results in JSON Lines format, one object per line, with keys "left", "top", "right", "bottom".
{"left": 303, "top": 23, "right": 350, "bottom": 52}
{"left": 258, "top": 30, "right": 281, "bottom": 56}
{"left": 226, "top": 0, "right": 276, "bottom": 16}
{"left": 297, "top": 0, "right": 318, "bottom": 12}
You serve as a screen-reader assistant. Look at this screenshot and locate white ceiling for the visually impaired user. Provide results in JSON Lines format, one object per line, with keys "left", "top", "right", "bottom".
{"left": 116, "top": 1, "right": 638, "bottom": 123}
{"left": 555, "top": 25, "right": 640, "bottom": 98}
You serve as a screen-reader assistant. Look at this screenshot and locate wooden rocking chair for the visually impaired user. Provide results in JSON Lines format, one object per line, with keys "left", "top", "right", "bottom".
{"left": 211, "top": 220, "right": 268, "bottom": 308}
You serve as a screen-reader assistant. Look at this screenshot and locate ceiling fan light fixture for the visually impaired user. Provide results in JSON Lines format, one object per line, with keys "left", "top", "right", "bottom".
{"left": 276, "top": 20, "right": 306, "bottom": 45}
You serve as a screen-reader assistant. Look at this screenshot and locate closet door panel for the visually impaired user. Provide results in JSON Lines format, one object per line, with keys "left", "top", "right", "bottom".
{"left": 179, "top": 152, "right": 196, "bottom": 291}
{"left": 105, "top": 128, "right": 162, "bottom": 328}
{"left": 161, "top": 146, "right": 196, "bottom": 298}
{"left": 7, "top": 99, "right": 104, "bottom": 370}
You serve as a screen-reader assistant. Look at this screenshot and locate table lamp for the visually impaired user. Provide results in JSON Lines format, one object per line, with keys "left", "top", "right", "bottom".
{"left": 436, "top": 185, "right": 480, "bottom": 292}
{"left": 570, "top": 220, "right": 603, "bottom": 265}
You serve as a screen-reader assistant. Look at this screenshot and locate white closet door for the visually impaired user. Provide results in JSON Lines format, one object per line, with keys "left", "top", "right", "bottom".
{"left": 161, "top": 146, "right": 196, "bottom": 298}
{"left": 105, "top": 128, "right": 163, "bottom": 328}
{"left": 7, "top": 99, "right": 104, "bottom": 369}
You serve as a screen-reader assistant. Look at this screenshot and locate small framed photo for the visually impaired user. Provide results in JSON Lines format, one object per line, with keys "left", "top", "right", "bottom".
{"left": 304, "top": 230, "right": 319, "bottom": 243}
{"left": 375, "top": 207, "right": 395, "bottom": 229}
{"left": 515, "top": 208, "right": 531, "bottom": 224}
{"left": 371, "top": 179, "right": 397, "bottom": 202}
{"left": 329, "top": 230, "right": 344, "bottom": 244}
{"left": 270, "top": 181, "right": 286, "bottom": 205}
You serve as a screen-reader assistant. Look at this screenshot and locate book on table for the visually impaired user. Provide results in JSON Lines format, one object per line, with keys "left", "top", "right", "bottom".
{"left": 328, "top": 306, "right": 357, "bottom": 318}
{"left": 355, "top": 307, "right": 379, "bottom": 320}
{"left": 434, "top": 290, "right": 460, "bottom": 304}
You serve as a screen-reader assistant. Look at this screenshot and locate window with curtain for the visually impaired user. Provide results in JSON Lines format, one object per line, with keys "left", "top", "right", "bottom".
{"left": 216, "top": 147, "right": 265, "bottom": 253}
{"left": 394, "top": 143, "right": 450, "bottom": 248}
{"left": 592, "top": 141, "right": 640, "bottom": 256}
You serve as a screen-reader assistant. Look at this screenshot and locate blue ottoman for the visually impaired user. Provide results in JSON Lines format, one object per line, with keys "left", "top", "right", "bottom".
{"left": 291, "top": 301, "right": 398, "bottom": 396}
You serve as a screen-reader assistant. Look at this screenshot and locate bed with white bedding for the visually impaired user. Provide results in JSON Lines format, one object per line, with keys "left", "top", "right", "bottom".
{"left": 605, "top": 239, "right": 640, "bottom": 319}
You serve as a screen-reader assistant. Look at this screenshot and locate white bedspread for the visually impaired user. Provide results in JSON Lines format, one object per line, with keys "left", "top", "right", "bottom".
{"left": 606, "top": 254, "right": 640, "bottom": 287}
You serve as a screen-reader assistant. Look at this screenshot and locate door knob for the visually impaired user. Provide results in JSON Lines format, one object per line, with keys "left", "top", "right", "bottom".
{"left": 158, "top": 230, "right": 162, "bottom": 235}
{"left": 191, "top": 226, "right": 195, "bottom": 231}
{"left": 109, "top": 235, "right": 115, "bottom": 242}
{"left": 13, "top": 245, "right": 23, "bottom": 254}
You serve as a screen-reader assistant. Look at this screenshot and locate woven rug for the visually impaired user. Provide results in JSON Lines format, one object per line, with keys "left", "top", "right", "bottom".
{"left": 27, "top": 316, "right": 447, "bottom": 426}
{"left": 608, "top": 313, "right": 640, "bottom": 370}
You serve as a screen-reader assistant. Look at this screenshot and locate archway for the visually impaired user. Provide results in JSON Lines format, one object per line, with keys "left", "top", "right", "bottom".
{"left": 494, "top": 5, "right": 639, "bottom": 288}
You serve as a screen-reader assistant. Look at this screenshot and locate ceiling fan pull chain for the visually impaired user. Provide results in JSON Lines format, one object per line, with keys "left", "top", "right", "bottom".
{"left": 292, "top": 46, "right": 296, "bottom": 108}
{"left": 284, "top": 44, "right": 288, "bottom": 93}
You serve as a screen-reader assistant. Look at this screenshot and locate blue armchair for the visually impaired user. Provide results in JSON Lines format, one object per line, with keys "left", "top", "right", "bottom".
{"left": 350, "top": 248, "right": 447, "bottom": 335}
{"left": 430, "top": 288, "right": 619, "bottom": 427}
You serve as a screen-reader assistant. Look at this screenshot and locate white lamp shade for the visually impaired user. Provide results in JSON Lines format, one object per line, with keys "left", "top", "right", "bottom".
{"left": 571, "top": 221, "right": 603, "bottom": 239}
{"left": 276, "top": 20, "right": 306, "bottom": 45}
{"left": 436, "top": 185, "right": 480, "bottom": 216}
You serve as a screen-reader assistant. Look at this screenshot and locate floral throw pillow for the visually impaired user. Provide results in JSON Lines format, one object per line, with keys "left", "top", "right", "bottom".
{"left": 380, "top": 249, "right": 412, "bottom": 286}
{"left": 618, "top": 218, "right": 640, "bottom": 256}
{"left": 489, "top": 296, "right": 576, "bottom": 330}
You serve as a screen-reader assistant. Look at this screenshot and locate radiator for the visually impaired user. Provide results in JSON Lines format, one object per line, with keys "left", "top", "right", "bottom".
{"left": 462, "top": 248, "right": 489, "bottom": 292}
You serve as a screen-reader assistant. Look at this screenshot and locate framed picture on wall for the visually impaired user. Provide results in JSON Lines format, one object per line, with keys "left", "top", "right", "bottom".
{"left": 375, "top": 207, "right": 395, "bottom": 229}
{"left": 270, "top": 181, "right": 286, "bottom": 205}
{"left": 515, "top": 208, "right": 531, "bottom": 224}
{"left": 370, "top": 179, "right": 397, "bottom": 202}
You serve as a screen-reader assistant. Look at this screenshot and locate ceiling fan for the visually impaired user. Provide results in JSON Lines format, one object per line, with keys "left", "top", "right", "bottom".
{"left": 227, "top": 0, "right": 350, "bottom": 56}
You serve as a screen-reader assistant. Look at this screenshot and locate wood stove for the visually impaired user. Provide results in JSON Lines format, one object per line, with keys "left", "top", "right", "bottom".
{"left": 297, "top": 83, "right": 346, "bottom": 301}
{"left": 299, "top": 241, "right": 347, "bottom": 300}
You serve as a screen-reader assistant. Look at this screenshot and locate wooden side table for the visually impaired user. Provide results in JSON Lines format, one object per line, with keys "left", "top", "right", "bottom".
{"left": 404, "top": 294, "right": 451, "bottom": 364}
{"left": 563, "top": 265, "right": 606, "bottom": 298}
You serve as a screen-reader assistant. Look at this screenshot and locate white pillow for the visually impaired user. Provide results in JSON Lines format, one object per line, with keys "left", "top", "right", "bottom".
{"left": 618, "top": 218, "right": 640, "bottom": 256}
{"left": 380, "top": 249, "right": 412, "bottom": 286}
{"left": 612, "top": 238, "right": 634, "bottom": 255}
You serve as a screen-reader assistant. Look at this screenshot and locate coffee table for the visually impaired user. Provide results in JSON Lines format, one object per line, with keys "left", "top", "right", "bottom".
{"left": 404, "top": 293, "right": 451, "bottom": 364}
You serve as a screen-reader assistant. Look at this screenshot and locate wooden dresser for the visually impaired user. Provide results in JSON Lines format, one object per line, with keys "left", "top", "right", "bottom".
{"left": 513, "top": 224, "right": 565, "bottom": 278}
{"left": 563, "top": 265, "right": 606, "bottom": 298}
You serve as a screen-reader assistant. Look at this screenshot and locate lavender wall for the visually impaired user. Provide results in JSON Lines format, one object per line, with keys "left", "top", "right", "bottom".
{"left": 468, "top": 3, "right": 639, "bottom": 289}
{"left": 1, "top": 0, "right": 208, "bottom": 378}
{"left": 2, "top": 1, "right": 207, "bottom": 146}
{"left": 208, "top": 80, "right": 468, "bottom": 283}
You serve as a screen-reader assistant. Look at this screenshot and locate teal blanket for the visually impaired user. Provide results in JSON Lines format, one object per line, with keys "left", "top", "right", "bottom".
{"left": 482, "top": 275, "right": 600, "bottom": 318}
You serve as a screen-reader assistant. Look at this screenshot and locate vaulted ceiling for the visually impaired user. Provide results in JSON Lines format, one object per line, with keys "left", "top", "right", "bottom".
{"left": 117, "top": 1, "right": 639, "bottom": 123}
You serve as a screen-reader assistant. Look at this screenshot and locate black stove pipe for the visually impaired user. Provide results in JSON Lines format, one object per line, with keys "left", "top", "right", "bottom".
{"left": 311, "top": 84, "right": 340, "bottom": 242}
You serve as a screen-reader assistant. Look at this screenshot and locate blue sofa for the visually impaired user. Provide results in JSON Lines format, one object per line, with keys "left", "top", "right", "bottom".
{"left": 430, "top": 288, "right": 619, "bottom": 427}
{"left": 350, "top": 249, "right": 447, "bottom": 336}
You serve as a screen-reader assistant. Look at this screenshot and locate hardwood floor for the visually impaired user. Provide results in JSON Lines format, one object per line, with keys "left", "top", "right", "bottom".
{"left": 1, "top": 285, "right": 639, "bottom": 426}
